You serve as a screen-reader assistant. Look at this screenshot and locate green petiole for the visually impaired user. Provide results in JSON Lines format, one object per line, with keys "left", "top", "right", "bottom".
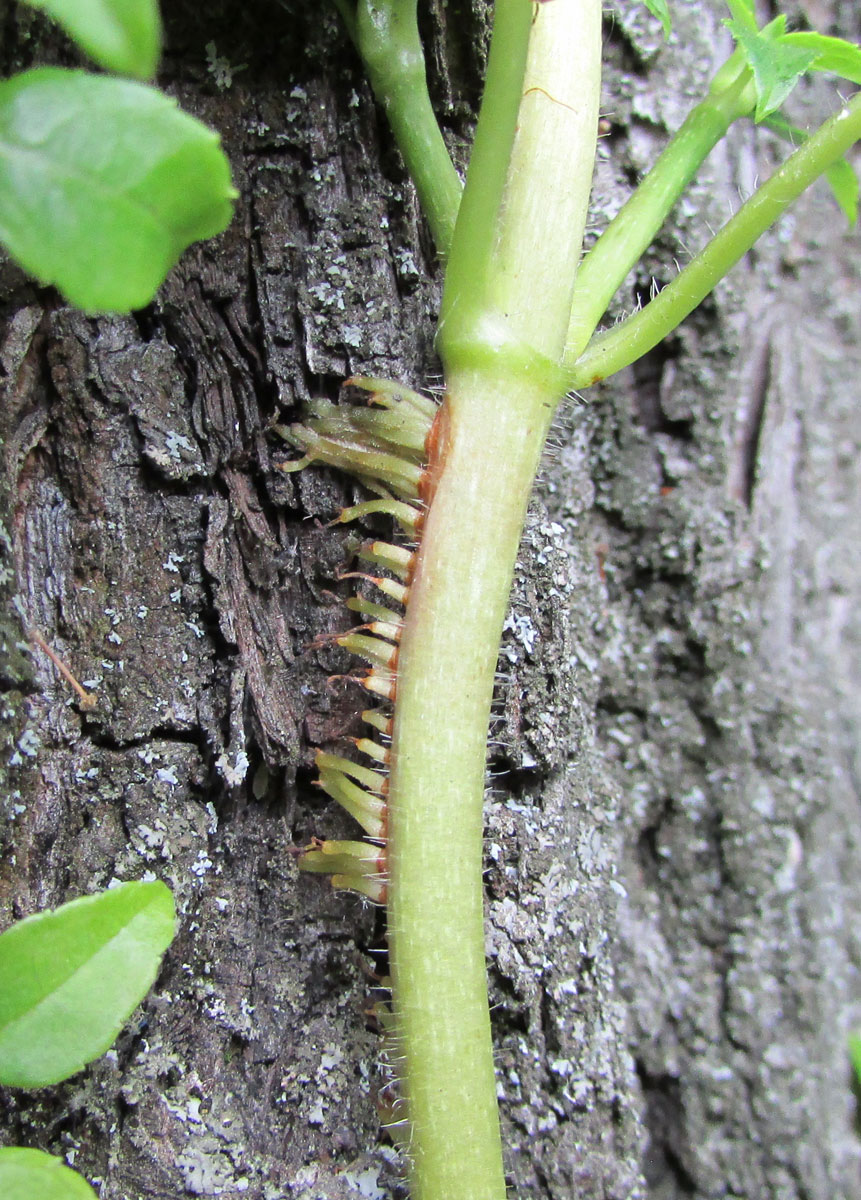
{"left": 349, "top": 0, "right": 462, "bottom": 253}
{"left": 564, "top": 49, "right": 758, "bottom": 363}
{"left": 569, "top": 90, "right": 861, "bottom": 388}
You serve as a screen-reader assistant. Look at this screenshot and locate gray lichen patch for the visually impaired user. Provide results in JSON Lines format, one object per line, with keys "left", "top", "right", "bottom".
{"left": 576, "top": 128, "right": 861, "bottom": 1194}
{"left": 485, "top": 491, "right": 645, "bottom": 1199}
{"left": 496, "top": 508, "right": 603, "bottom": 776}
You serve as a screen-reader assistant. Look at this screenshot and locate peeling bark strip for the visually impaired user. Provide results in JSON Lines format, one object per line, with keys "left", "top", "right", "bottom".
{"left": 2, "top": 2, "right": 861, "bottom": 1199}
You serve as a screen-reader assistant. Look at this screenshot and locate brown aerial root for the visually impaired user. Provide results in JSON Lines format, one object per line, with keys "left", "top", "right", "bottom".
{"left": 28, "top": 627, "right": 97, "bottom": 710}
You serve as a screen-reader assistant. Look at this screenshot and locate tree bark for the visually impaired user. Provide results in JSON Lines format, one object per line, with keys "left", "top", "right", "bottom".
{"left": 1, "top": 2, "right": 860, "bottom": 1198}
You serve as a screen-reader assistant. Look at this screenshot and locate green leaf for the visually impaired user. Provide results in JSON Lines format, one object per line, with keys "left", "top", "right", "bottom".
{"left": 763, "top": 112, "right": 859, "bottom": 224}
{"left": 723, "top": 0, "right": 757, "bottom": 34}
{"left": 782, "top": 31, "right": 861, "bottom": 87}
{"left": 641, "top": 0, "right": 671, "bottom": 38}
{"left": 824, "top": 156, "right": 860, "bottom": 225}
{"left": 0, "top": 879, "right": 175, "bottom": 1088}
{"left": 850, "top": 1033, "right": 861, "bottom": 1084}
{"left": 0, "top": 1149, "right": 97, "bottom": 1200}
{"left": 0, "top": 68, "right": 237, "bottom": 313}
{"left": 726, "top": 20, "right": 820, "bottom": 119}
{"left": 20, "top": 0, "right": 162, "bottom": 80}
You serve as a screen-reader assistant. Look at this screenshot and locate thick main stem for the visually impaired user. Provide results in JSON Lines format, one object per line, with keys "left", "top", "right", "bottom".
{"left": 384, "top": 6, "right": 601, "bottom": 1198}
{"left": 387, "top": 370, "right": 554, "bottom": 1200}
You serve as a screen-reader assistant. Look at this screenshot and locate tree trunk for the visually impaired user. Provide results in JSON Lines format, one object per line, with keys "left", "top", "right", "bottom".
{"left": 2, "top": 2, "right": 860, "bottom": 1197}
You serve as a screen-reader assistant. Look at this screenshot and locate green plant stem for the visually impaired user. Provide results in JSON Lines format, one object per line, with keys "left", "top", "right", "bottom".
{"left": 387, "top": 369, "right": 555, "bottom": 1200}
{"left": 440, "top": 0, "right": 602, "bottom": 374}
{"left": 438, "top": 0, "right": 533, "bottom": 335}
{"left": 490, "top": 0, "right": 604, "bottom": 358}
{"left": 353, "top": 0, "right": 461, "bottom": 253}
{"left": 384, "top": 6, "right": 602, "bottom": 1198}
{"left": 563, "top": 52, "right": 756, "bottom": 364}
{"left": 568, "top": 90, "right": 861, "bottom": 388}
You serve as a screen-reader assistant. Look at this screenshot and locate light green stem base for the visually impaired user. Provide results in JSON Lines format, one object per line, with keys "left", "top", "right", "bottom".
{"left": 387, "top": 368, "right": 555, "bottom": 1200}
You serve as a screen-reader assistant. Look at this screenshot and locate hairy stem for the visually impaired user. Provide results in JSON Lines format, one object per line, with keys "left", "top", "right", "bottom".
{"left": 385, "top": 4, "right": 602, "bottom": 1198}
{"left": 388, "top": 369, "right": 555, "bottom": 1200}
{"left": 569, "top": 90, "right": 861, "bottom": 388}
{"left": 563, "top": 52, "right": 756, "bottom": 364}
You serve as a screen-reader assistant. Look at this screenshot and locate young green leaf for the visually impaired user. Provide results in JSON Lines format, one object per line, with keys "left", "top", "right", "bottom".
{"left": 0, "top": 68, "right": 237, "bottom": 313}
{"left": 0, "top": 1149, "right": 97, "bottom": 1200}
{"left": 641, "top": 0, "right": 671, "bottom": 39}
{"left": 850, "top": 1033, "right": 861, "bottom": 1084}
{"left": 723, "top": 0, "right": 757, "bottom": 31}
{"left": 0, "top": 879, "right": 175, "bottom": 1088}
{"left": 824, "top": 157, "right": 860, "bottom": 225}
{"left": 726, "top": 18, "right": 820, "bottom": 119}
{"left": 781, "top": 31, "right": 861, "bottom": 87}
{"left": 764, "top": 112, "right": 859, "bottom": 223}
{"left": 20, "top": 0, "right": 162, "bottom": 80}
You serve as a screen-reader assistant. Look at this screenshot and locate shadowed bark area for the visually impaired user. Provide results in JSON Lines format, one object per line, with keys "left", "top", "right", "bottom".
{"left": 1, "top": 2, "right": 860, "bottom": 1198}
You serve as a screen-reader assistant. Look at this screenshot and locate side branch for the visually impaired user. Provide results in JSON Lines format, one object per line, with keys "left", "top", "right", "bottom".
{"left": 568, "top": 92, "right": 861, "bottom": 389}
{"left": 350, "top": 0, "right": 462, "bottom": 253}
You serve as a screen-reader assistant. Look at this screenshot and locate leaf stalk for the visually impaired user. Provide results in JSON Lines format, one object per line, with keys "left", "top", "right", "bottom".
{"left": 353, "top": 0, "right": 462, "bottom": 253}
{"left": 569, "top": 90, "right": 861, "bottom": 388}
{"left": 564, "top": 51, "right": 757, "bottom": 364}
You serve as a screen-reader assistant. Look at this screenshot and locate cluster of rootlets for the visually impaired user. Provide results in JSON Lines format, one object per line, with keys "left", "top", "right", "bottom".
{"left": 277, "top": 377, "right": 438, "bottom": 905}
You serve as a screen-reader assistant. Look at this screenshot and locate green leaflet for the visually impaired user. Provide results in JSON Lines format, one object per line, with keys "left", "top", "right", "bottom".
{"left": 725, "top": 10, "right": 861, "bottom": 216}
{"left": 723, "top": 0, "right": 756, "bottom": 33}
{"left": 0, "top": 880, "right": 175, "bottom": 1088}
{"left": 782, "top": 30, "right": 861, "bottom": 87}
{"left": 20, "top": 0, "right": 162, "bottom": 80}
{"left": 725, "top": 6, "right": 861, "bottom": 123}
{"left": 824, "top": 157, "right": 860, "bottom": 225}
{"left": 850, "top": 1033, "right": 861, "bottom": 1084}
{"left": 640, "top": 0, "right": 671, "bottom": 38}
{"left": 0, "top": 68, "right": 236, "bottom": 313}
{"left": 0, "top": 1149, "right": 97, "bottom": 1200}
{"left": 639, "top": 2, "right": 861, "bottom": 108}
{"left": 726, "top": 18, "right": 819, "bottom": 120}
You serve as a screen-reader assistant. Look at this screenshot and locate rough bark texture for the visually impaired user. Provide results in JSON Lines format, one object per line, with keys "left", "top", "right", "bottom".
{"left": 1, "top": 1, "right": 860, "bottom": 1198}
